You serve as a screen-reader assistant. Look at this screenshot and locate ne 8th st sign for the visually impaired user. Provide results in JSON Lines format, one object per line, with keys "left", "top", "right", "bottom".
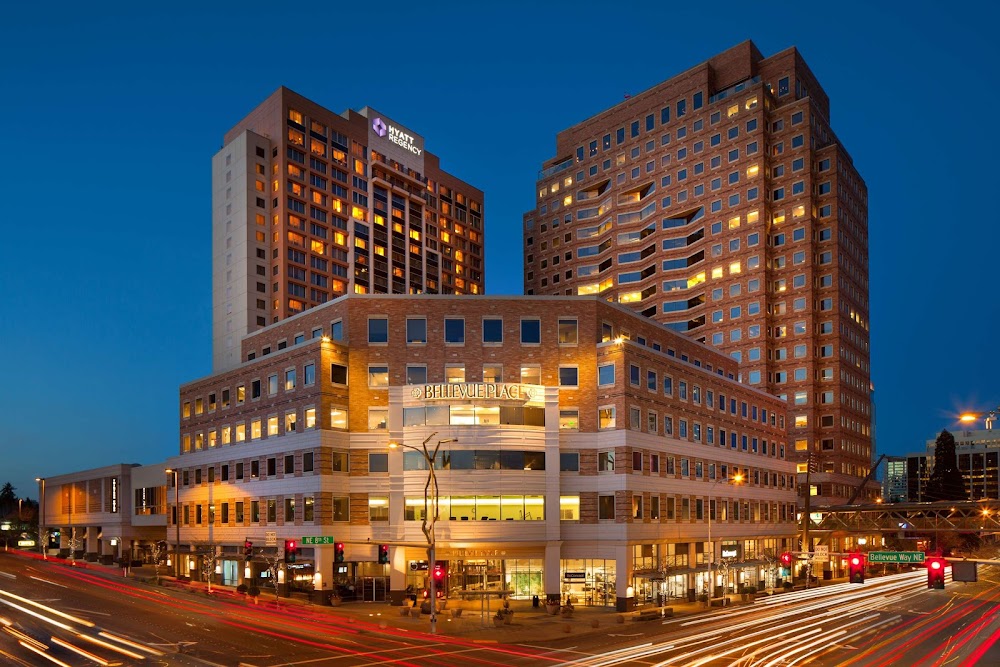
{"left": 867, "top": 551, "right": 926, "bottom": 564}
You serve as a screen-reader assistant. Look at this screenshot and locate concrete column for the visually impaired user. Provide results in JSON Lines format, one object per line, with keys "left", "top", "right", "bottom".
{"left": 313, "top": 545, "right": 331, "bottom": 599}
{"left": 388, "top": 546, "right": 408, "bottom": 606}
{"left": 615, "top": 544, "right": 633, "bottom": 612}
{"left": 543, "top": 541, "right": 562, "bottom": 603}
{"left": 86, "top": 528, "right": 99, "bottom": 557}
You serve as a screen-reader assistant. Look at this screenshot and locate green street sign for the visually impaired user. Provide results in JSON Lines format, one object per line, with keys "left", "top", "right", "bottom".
{"left": 867, "top": 551, "right": 926, "bottom": 563}
{"left": 301, "top": 536, "right": 336, "bottom": 545}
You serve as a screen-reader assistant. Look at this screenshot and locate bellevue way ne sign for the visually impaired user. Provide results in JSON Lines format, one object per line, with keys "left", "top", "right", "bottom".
{"left": 867, "top": 551, "right": 926, "bottom": 563}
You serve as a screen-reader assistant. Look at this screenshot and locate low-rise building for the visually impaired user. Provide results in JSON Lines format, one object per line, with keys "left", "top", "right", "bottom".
{"left": 36, "top": 464, "right": 167, "bottom": 564}
{"left": 172, "top": 294, "right": 796, "bottom": 610}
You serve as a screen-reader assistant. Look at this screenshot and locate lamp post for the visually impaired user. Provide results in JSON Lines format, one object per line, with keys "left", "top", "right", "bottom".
{"left": 707, "top": 471, "right": 743, "bottom": 602}
{"left": 165, "top": 469, "right": 180, "bottom": 578}
{"left": 960, "top": 407, "right": 999, "bottom": 431}
{"left": 34, "top": 477, "right": 46, "bottom": 560}
{"left": 390, "top": 432, "right": 457, "bottom": 635}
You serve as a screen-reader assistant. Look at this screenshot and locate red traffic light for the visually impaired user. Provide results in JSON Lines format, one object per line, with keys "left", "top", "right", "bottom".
{"left": 288, "top": 540, "right": 296, "bottom": 550}
{"left": 929, "top": 559, "right": 943, "bottom": 570}
{"left": 850, "top": 555, "right": 862, "bottom": 566}
{"left": 780, "top": 552, "right": 792, "bottom": 566}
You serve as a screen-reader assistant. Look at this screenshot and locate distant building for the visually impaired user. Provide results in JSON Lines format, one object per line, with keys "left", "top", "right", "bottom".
{"left": 906, "top": 429, "right": 1000, "bottom": 501}
{"left": 882, "top": 456, "right": 906, "bottom": 502}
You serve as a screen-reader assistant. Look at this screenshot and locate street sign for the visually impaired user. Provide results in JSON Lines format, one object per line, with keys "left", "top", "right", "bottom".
{"left": 867, "top": 551, "right": 925, "bottom": 563}
{"left": 264, "top": 531, "right": 277, "bottom": 546}
{"left": 812, "top": 545, "right": 829, "bottom": 563}
{"left": 301, "top": 536, "right": 336, "bottom": 545}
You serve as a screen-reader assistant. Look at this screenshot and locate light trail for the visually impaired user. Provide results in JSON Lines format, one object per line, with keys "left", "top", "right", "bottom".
{"left": 17, "top": 640, "right": 73, "bottom": 667}
{"left": 49, "top": 636, "right": 113, "bottom": 665}
{"left": 98, "top": 630, "right": 165, "bottom": 656}
{"left": 75, "top": 633, "right": 146, "bottom": 660}
{"left": 0, "top": 588, "right": 95, "bottom": 627}
{"left": 0, "top": 597, "right": 74, "bottom": 631}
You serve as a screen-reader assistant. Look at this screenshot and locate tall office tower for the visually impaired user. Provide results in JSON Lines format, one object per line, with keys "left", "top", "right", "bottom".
{"left": 213, "top": 87, "right": 484, "bottom": 372}
{"left": 523, "top": 42, "right": 874, "bottom": 505}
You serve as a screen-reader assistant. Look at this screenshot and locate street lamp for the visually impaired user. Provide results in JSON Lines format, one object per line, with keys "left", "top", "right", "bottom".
{"left": 390, "top": 432, "right": 457, "bottom": 635}
{"left": 165, "top": 469, "right": 180, "bottom": 578}
{"left": 960, "top": 407, "right": 999, "bottom": 430}
{"left": 34, "top": 477, "right": 45, "bottom": 560}
{"left": 707, "top": 471, "right": 744, "bottom": 602}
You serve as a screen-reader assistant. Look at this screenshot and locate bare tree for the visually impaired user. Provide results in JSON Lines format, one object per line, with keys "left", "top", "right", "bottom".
{"left": 249, "top": 549, "right": 284, "bottom": 603}
{"left": 151, "top": 541, "right": 168, "bottom": 585}
{"left": 196, "top": 544, "right": 220, "bottom": 593}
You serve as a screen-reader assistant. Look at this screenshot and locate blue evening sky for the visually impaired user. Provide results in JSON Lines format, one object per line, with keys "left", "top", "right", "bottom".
{"left": 1, "top": 1, "right": 997, "bottom": 501}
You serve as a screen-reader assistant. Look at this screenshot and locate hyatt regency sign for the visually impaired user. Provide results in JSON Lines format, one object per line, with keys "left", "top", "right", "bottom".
{"left": 412, "top": 383, "right": 533, "bottom": 402}
{"left": 365, "top": 107, "right": 425, "bottom": 171}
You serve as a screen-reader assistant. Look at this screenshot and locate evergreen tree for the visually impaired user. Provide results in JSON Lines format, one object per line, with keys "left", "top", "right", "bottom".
{"left": 0, "top": 482, "right": 16, "bottom": 519}
{"left": 925, "top": 430, "right": 966, "bottom": 501}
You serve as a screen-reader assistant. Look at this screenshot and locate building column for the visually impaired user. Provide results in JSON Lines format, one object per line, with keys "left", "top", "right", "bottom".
{"left": 615, "top": 544, "right": 633, "bottom": 612}
{"left": 313, "top": 546, "right": 331, "bottom": 600}
{"left": 86, "top": 527, "right": 100, "bottom": 557}
{"left": 544, "top": 541, "right": 562, "bottom": 603}
{"left": 388, "top": 546, "right": 408, "bottom": 606}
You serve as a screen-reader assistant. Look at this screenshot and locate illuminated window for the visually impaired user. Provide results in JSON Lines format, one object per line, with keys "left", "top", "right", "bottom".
{"left": 728, "top": 216, "right": 740, "bottom": 229}
{"left": 747, "top": 210, "right": 759, "bottom": 224}
{"left": 267, "top": 416, "right": 278, "bottom": 436}
{"left": 793, "top": 205, "right": 806, "bottom": 218}
{"left": 330, "top": 408, "right": 348, "bottom": 430}
{"left": 351, "top": 206, "right": 368, "bottom": 222}
{"left": 746, "top": 164, "right": 759, "bottom": 178}
{"left": 289, "top": 109, "right": 303, "bottom": 124}
{"left": 727, "top": 104, "right": 739, "bottom": 118}
{"left": 311, "top": 240, "right": 325, "bottom": 254}
{"left": 305, "top": 408, "right": 316, "bottom": 429}
{"left": 711, "top": 267, "right": 723, "bottom": 279}
{"left": 795, "top": 439, "right": 808, "bottom": 451}
{"left": 251, "top": 419, "right": 262, "bottom": 440}
{"left": 729, "top": 261, "right": 741, "bottom": 275}
{"left": 794, "top": 415, "right": 808, "bottom": 428}
{"left": 236, "top": 424, "right": 246, "bottom": 442}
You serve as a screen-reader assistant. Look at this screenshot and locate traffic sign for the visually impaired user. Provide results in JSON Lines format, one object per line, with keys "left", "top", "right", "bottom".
{"left": 264, "top": 531, "right": 277, "bottom": 546}
{"left": 301, "top": 536, "right": 336, "bottom": 545}
{"left": 867, "top": 551, "right": 925, "bottom": 563}
{"left": 812, "top": 545, "right": 829, "bottom": 563}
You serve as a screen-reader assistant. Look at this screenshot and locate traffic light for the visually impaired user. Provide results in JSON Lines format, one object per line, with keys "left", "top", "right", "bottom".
{"left": 848, "top": 553, "right": 865, "bottom": 584}
{"left": 378, "top": 544, "right": 389, "bottom": 564}
{"left": 431, "top": 560, "right": 447, "bottom": 595}
{"left": 284, "top": 539, "right": 297, "bottom": 563}
{"left": 244, "top": 540, "right": 253, "bottom": 562}
{"left": 927, "top": 557, "right": 946, "bottom": 589}
{"left": 334, "top": 542, "right": 345, "bottom": 563}
{"left": 780, "top": 552, "right": 793, "bottom": 567}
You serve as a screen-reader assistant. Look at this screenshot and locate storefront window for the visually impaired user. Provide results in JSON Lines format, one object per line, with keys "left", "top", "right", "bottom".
{"left": 561, "top": 559, "right": 616, "bottom": 606}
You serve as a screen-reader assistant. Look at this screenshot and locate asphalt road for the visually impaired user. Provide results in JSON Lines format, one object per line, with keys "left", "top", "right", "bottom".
{"left": 0, "top": 552, "right": 557, "bottom": 666}
{"left": 2, "top": 552, "right": 998, "bottom": 667}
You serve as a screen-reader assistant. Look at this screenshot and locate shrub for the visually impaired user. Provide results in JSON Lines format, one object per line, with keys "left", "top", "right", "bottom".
{"left": 247, "top": 586, "right": 260, "bottom": 597}
{"left": 237, "top": 584, "right": 248, "bottom": 595}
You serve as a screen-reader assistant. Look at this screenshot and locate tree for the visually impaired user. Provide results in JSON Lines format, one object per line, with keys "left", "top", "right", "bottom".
{"left": 0, "top": 482, "right": 16, "bottom": 519}
{"left": 925, "top": 430, "right": 967, "bottom": 501}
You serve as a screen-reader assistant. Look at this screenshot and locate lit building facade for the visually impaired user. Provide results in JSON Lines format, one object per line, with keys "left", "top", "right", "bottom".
{"left": 907, "top": 429, "right": 1000, "bottom": 501}
{"left": 522, "top": 41, "right": 873, "bottom": 507}
{"left": 174, "top": 294, "right": 796, "bottom": 610}
{"left": 883, "top": 456, "right": 907, "bottom": 503}
{"left": 36, "top": 464, "right": 167, "bottom": 564}
{"left": 213, "top": 87, "right": 484, "bottom": 372}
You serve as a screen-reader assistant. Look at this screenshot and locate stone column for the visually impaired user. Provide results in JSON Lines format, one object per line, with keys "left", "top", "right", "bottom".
{"left": 615, "top": 544, "right": 633, "bottom": 612}
{"left": 544, "top": 541, "right": 562, "bottom": 604}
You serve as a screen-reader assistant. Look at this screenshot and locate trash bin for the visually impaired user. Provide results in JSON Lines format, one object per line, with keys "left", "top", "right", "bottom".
{"left": 687, "top": 588, "right": 696, "bottom": 603}
{"left": 532, "top": 595, "right": 540, "bottom": 608}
